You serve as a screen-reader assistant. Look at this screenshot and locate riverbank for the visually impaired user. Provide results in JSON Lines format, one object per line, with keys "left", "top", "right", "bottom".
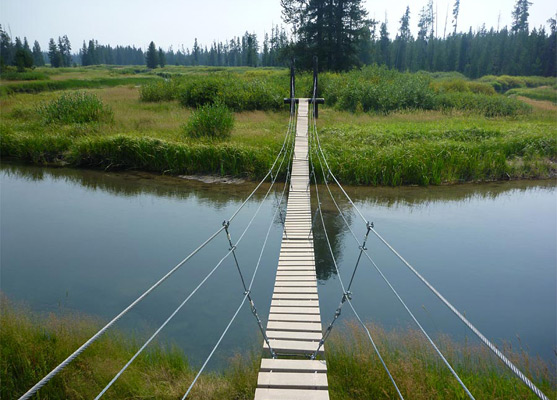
{"left": 1, "top": 67, "right": 556, "bottom": 186}
{"left": 2, "top": 297, "right": 555, "bottom": 399}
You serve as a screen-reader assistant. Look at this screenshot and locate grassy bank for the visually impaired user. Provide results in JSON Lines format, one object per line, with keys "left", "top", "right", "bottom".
{"left": 1, "top": 66, "right": 556, "bottom": 185}
{"left": 2, "top": 297, "right": 555, "bottom": 399}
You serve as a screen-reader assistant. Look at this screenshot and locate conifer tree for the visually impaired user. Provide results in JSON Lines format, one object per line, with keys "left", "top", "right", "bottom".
{"left": 158, "top": 47, "right": 166, "bottom": 67}
{"left": 512, "top": 0, "right": 532, "bottom": 33}
{"left": 48, "top": 38, "right": 62, "bottom": 67}
{"left": 32, "top": 40, "right": 44, "bottom": 66}
{"left": 145, "top": 41, "right": 158, "bottom": 68}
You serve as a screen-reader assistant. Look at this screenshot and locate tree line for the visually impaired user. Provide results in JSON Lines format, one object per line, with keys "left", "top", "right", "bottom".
{"left": 282, "top": 0, "right": 556, "bottom": 77}
{"left": 1, "top": 0, "right": 555, "bottom": 77}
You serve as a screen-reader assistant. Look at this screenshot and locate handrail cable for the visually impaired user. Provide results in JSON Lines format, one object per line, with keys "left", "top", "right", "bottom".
{"left": 311, "top": 128, "right": 475, "bottom": 398}
{"left": 308, "top": 83, "right": 549, "bottom": 400}
{"left": 308, "top": 87, "right": 477, "bottom": 398}
{"left": 94, "top": 105, "right": 297, "bottom": 399}
{"left": 307, "top": 90, "right": 404, "bottom": 400}
{"left": 181, "top": 124, "right": 295, "bottom": 398}
{"left": 19, "top": 96, "right": 297, "bottom": 400}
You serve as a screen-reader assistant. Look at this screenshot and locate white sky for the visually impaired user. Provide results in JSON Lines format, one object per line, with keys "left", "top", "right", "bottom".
{"left": 1, "top": 0, "right": 555, "bottom": 51}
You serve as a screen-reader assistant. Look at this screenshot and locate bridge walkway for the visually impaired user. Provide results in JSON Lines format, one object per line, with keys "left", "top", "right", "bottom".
{"left": 254, "top": 101, "right": 329, "bottom": 400}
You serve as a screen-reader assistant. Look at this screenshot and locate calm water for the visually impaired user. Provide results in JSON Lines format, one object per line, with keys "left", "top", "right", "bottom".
{"left": 1, "top": 163, "right": 555, "bottom": 370}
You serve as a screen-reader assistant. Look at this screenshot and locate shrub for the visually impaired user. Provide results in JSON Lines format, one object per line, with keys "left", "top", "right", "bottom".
{"left": 37, "top": 91, "right": 113, "bottom": 124}
{"left": 435, "top": 79, "right": 496, "bottom": 95}
{"left": 0, "top": 69, "right": 49, "bottom": 81}
{"left": 140, "top": 79, "right": 180, "bottom": 102}
{"left": 435, "top": 92, "right": 531, "bottom": 117}
{"left": 184, "top": 102, "right": 234, "bottom": 139}
{"left": 177, "top": 75, "right": 285, "bottom": 111}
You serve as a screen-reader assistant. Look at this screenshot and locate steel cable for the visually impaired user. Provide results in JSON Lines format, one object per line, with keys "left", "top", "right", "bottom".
{"left": 307, "top": 102, "right": 404, "bottom": 400}
{"left": 19, "top": 95, "right": 297, "bottom": 400}
{"left": 95, "top": 105, "right": 297, "bottom": 399}
{"left": 308, "top": 96, "right": 549, "bottom": 400}
{"left": 182, "top": 128, "right": 295, "bottom": 398}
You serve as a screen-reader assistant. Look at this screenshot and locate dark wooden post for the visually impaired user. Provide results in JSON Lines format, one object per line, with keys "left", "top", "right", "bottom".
{"left": 290, "top": 58, "right": 295, "bottom": 102}
{"left": 313, "top": 56, "right": 319, "bottom": 119}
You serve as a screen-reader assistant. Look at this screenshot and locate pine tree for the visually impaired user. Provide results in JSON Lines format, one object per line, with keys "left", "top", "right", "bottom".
{"left": 48, "top": 38, "right": 62, "bottom": 67}
{"left": 192, "top": 38, "right": 200, "bottom": 66}
{"left": 32, "top": 40, "right": 45, "bottom": 66}
{"left": 0, "top": 25, "right": 14, "bottom": 68}
{"left": 158, "top": 47, "right": 166, "bottom": 67}
{"left": 511, "top": 0, "right": 532, "bottom": 33}
{"left": 452, "top": 0, "right": 460, "bottom": 35}
{"left": 145, "top": 41, "right": 158, "bottom": 68}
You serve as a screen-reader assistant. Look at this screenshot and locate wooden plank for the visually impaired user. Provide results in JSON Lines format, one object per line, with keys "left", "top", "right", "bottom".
{"left": 257, "top": 372, "right": 328, "bottom": 389}
{"left": 263, "top": 339, "right": 323, "bottom": 355}
{"left": 273, "top": 287, "right": 318, "bottom": 294}
{"left": 269, "top": 306, "right": 320, "bottom": 315}
{"left": 271, "top": 299, "right": 319, "bottom": 307}
{"left": 268, "top": 313, "right": 321, "bottom": 322}
{"left": 265, "top": 330, "right": 323, "bottom": 341}
{"left": 266, "top": 321, "right": 323, "bottom": 332}
{"left": 254, "top": 388, "right": 329, "bottom": 400}
{"left": 272, "top": 293, "right": 319, "bottom": 300}
{"left": 255, "top": 388, "right": 328, "bottom": 400}
{"left": 260, "top": 359, "right": 327, "bottom": 373}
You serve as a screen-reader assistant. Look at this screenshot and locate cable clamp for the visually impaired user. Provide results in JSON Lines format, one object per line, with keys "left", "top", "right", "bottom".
{"left": 343, "top": 291, "right": 352, "bottom": 301}
{"left": 222, "top": 220, "right": 230, "bottom": 228}
{"left": 359, "top": 245, "right": 367, "bottom": 251}
{"left": 367, "top": 221, "right": 374, "bottom": 229}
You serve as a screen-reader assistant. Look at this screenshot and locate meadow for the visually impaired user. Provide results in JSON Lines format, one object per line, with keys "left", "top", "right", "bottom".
{"left": 1, "top": 65, "right": 556, "bottom": 186}
{"left": 2, "top": 296, "right": 555, "bottom": 399}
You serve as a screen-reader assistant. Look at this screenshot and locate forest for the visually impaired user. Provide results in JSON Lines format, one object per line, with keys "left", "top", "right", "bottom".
{"left": 0, "top": 0, "right": 555, "bottom": 77}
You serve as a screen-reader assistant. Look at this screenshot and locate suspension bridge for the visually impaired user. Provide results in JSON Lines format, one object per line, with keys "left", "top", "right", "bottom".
{"left": 18, "top": 62, "right": 550, "bottom": 400}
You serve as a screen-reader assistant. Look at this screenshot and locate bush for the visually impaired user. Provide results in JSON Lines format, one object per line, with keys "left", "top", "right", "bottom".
{"left": 435, "top": 79, "right": 496, "bottom": 95}
{"left": 184, "top": 102, "right": 234, "bottom": 139}
{"left": 178, "top": 75, "right": 285, "bottom": 111}
{"left": 0, "top": 69, "right": 49, "bottom": 81}
{"left": 322, "top": 65, "right": 436, "bottom": 113}
{"left": 37, "top": 91, "right": 113, "bottom": 124}
{"left": 435, "top": 92, "right": 531, "bottom": 117}
{"left": 140, "top": 79, "right": 180, "bottom": 102}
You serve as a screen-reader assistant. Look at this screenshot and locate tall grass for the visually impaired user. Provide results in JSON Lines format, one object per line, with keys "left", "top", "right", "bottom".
{"left": 0, "top": 296, "right": 257, "bottom": 399}
{"left": 184, "top": 102, "right": 235, "bottom": 139}
{"left": 137, "top": 65, "right": 532, "bottom": 117}
{"left": 0, "top": 77, "right": 155, "bottom": 96}
{"left": 37, "top": 91, "right": 114, "bottom": 124}
{"left": 2, "top": 298, "right": 554, "bottom": 399}
{"left": 477, "top": 75, "right": 556, "bottom": 93}
{"left": 327, "top": 322, "right": 556, "bottom": 400}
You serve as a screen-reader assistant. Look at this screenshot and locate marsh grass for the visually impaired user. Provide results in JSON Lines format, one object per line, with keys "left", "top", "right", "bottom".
{"left": 1, "top": 67, "right": 556, "bottom": 185}
{"left": 37, "top": 91, "right": 114, "bottom": 124}
{"left": 327, "top": 321, "right": 556, "bottom": 400}
{"left": 2, "top": 298, "right": 554, "bottom": 399}
{"left": 184, "top": 102, "right": 235, "bottom": 139}
{"left": 0, "top": 296, "right": 257, "bottom": 400}
{"left": 507, "top": 86, "right": 557, "bottom": 104}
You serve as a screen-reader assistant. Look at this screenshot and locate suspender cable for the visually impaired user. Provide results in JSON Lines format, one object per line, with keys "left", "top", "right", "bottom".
{"left": 308, "top": 98, "right": 550, "bottom": 400}
{"left": 95, "top": 107, "right": 296, "bottom": 399}
{"left": 19, "top": 97, "right": 297, "bottom": 400}
{"left": 307, "top": 102, "right": 404, "bottom": 400}
{"left": 182, "top": 129, "right": 295, "bottom": 398}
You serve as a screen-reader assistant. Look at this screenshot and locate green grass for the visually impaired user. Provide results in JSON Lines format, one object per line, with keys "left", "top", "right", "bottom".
{"left": 507, "top": 86, "right": 557, "bottom": 104}
{"left": 38, "top": 91, "right": 114, "bottom": 124}
{"left": 313, "top": 110, "right": 556, "bottom": 185}
{"left": 2, "top": 297, "right": 554, "bottom": 399}
{"left": 1, "top": 66, "right": 555, "bottom": 185}
{"left": 184, "top": 102, "right": 235, "bottom": 139}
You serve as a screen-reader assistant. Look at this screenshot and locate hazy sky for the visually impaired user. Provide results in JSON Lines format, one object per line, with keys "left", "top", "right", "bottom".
{"left": 1, "top": 0, "right": 555, "bottom": 51}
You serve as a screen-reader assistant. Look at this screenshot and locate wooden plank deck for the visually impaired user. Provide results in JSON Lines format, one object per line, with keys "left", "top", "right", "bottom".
{"left": 255, "top": 101, "right": 329, "bottom": 400}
